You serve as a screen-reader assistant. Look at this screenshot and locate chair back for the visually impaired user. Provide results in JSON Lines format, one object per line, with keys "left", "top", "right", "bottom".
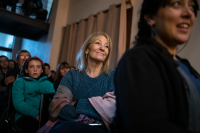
{"left": 39, "top": 93, "right": 54, "bottom": 128}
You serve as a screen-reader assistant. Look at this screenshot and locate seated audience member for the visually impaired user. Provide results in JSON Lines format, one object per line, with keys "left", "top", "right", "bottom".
{"left": 70, "top": 66, "right": 76, "bottom": 69}
{"left": 47, "top": 70, "right": 56, "bottom": 83}
{"left": 44, "top": 63, "right": 50, "bottom": 76}
{"left": 38, "top": 32, "right": 115, "bottom": 133}
{"left": 110, "top": 0, "right": 200, "bottom": 133}
{"left": 12, "top": 56, "right": 55, "bottom": 133}
{"left": 8, "top": 59, "right": 16, "bottom": 69}
{"left": 0, "top": 56, "right": 9, "bottom": 93}
{"left": 0, "top": 56, "right": 9, "bottom": 115}
{"left": 5, "top": 50, "right": 31, "bottom": 86}
{"left": 21, "top": 0, "right": 48, "bottom": 21}
{"left": 53, "top": 61, "right": 70, "bottom": 91}
{"left": 0, "top": 0, "right": 17, "bottom": 12}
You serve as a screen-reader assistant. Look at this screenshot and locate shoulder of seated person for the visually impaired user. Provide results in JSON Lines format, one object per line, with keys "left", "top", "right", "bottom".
{"left": 122, "top": 45, "right": 159, "bottom": 61}
{"left": 68, "top": 69, "right": 79, "bottom": 75}
{"left": 14, "top": 77, "right": 24, "bottom": 83}
{"left": 109, "top": 69, "right": 115, "bottom": 75}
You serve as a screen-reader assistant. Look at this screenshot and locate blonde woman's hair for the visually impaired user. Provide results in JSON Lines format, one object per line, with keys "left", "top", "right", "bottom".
{"left": 76, "top": 32, "right": 112, "bottom": 74}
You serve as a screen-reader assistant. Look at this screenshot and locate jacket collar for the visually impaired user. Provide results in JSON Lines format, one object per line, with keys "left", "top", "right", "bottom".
{"left": 23, "top": 76, "right": 47, "bottom": 82}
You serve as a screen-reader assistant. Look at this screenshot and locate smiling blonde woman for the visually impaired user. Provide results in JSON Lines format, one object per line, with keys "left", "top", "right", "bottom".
{"left": 49, "top": 32, "right": 115, "bottom": 133}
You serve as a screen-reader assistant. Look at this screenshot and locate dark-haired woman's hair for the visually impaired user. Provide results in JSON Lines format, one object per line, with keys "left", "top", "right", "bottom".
{"left": 20, "top": 58, "right": 45, "bottom": 78}
{"left": 135, "top": 0, "right": 199, "bottom": 66}
{"left": 56, "top": 62, "right": 71, "bottom": 80}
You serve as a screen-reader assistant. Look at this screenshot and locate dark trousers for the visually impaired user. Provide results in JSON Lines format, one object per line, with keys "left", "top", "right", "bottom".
{"left": 16, "top": 115, "right": 39, "bottom": 133}
{"left": 0, "top": 0, "right": 16, "bottom": 12}
{"left": 50, "top": 121, "right": 107, "bottom": 133}
{"left": 23, "top": 1, "right": 48, "bottom": 21}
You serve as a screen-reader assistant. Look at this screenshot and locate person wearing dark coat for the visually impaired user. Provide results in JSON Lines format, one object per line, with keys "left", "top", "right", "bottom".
{"left": 110, "top": 0, "right": 200, "bottom": 133}
{"left": 21, "top": 0, "right": 48, "bottom": 21}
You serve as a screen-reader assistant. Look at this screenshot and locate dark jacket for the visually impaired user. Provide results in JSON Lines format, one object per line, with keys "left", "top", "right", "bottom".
{"left": 0, "top": 67, "right": 6, "bottom": 92}
{"left": 110, "top": 39, "right": 200, "bottom": 133}
{"left": 53, "top": 77, "right": 61, "bottom": 91}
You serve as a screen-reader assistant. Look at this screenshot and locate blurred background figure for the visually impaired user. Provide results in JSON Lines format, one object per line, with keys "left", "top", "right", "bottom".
{"left": 53, "top": 61, "right": 70, "bottom": 91}
{"left": 8, "top": 59, "right": 16, "bottom": 69}
{"left": 47, "top": 70, "right": 56, "bottom": 83}
{"left": 44, "top": 63, "right": 50, "bottom": 77}
{"left": 0, "top": 55, "right": 9, "bottom": 115}
{"left": 0, "top": 0, "right": 17, "bottom": 12}
{"left": 21, "top": 0, "right": 48, "bottom": 21}
{"left": 0, "top": 55, "right": 9, "bottom": 93}
{"left": 5, "top": 50, "right": 31, "bottom": 86}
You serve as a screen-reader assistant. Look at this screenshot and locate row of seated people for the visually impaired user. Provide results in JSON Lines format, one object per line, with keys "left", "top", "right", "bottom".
{"left": 1, "top": 0, "right": 200, "bottom": 132}
{"left": 0, "top": 0, "right": 48, "bottom": 21}
{"left": 0, "top": 32, "right": 115, "bottom": 133}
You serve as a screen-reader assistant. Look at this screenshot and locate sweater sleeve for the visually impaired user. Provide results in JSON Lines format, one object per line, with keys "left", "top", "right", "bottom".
{"left": 76, "top": 98, "right": 101, "bottom": 121}
{"left": 112, "top": 47, "right": 191, "bottom": 133}
{"left": 48, "top": 82, "right": 55, "bottom": 93}
{"left": 12, "top": 79, "right": 38, "bottom": 119}
{"left": 60, "top": 70, "right": 73, "bottom": 92}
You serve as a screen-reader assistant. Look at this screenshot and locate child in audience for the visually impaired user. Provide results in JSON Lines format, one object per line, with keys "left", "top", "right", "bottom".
{"left": 12, "top": 56, "right": 55, "bottom": 133}
{"left": 53, "top": 61, "right": 70, "bottom": 91}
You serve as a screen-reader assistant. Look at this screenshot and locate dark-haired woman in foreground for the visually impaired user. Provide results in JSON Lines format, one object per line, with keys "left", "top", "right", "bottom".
{"left": 111, "top": 0, "right": 200, "bottom": 132}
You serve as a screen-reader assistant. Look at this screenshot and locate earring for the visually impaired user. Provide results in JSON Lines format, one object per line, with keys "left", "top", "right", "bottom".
{"left": 151, "top": 26, "right": 156, "bottom": 37}
{"left": 86, "top": 54, "right": 88, "bottom": 60}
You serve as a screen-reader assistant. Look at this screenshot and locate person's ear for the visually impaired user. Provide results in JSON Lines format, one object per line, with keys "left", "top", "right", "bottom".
{"left": 144, "top": 14, "right": 155, "bottom": 26}
{"left": 85, "top": 48, "right": 89, "bottom": 55}
{"left": 25, "top": 69, "right": 28, "bottom": 73}
{"left": 41, "top": 69, "right": 43, "bottom": 73}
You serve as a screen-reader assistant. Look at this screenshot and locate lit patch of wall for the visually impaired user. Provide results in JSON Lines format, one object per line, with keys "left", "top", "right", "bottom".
{"left": 21, "top": 36, "right": 51, "bottom": 63}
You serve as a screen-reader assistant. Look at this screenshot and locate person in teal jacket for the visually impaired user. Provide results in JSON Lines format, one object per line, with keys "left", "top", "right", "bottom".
{"left": 12, "top": 56, "right": 55, "bottom": 133}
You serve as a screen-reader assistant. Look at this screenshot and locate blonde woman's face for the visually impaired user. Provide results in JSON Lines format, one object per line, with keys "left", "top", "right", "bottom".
{"left": 85, "top": 35, "right": 109, "bottom": 63}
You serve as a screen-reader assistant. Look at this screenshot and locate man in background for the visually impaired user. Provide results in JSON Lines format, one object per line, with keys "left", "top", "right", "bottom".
{"left": 5, "top": 50, "right": 31, "bottom": 86}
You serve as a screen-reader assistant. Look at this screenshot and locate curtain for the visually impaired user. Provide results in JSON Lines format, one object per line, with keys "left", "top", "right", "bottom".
{"left": 59, "top": 0, "right": 127, "bottom": 69}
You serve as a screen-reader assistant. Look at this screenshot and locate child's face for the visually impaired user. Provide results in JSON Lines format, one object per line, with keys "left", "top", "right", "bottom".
{"left": 25, "top": 60, "right": 43, "bottom": 79}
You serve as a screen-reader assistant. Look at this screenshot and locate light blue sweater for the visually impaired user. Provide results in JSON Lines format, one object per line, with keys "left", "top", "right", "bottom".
{"left": 12, "top": 76, "right": 55, "bottom": 122}
{"left": 60, "top": 69, "right": 115, "bottom": 121}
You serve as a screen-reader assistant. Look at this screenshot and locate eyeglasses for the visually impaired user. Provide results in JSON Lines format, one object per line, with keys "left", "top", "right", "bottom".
{"left": 18, "top": 56, "right": 30, "bottom": 60}
{"left": 0, "top": 59, "right": 8, "bottom": 63}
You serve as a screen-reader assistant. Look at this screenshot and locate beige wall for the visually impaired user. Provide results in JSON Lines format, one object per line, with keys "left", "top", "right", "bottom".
{"left": 129, "top": 0, "right": 143, "bottom": 48}
{"left": 66, "top": 0, "right": 121, "bottom": 24}
{"left": 48, "top": 0, "right": 122, "bottom": 70}
{"left": 48, "top": 0, "right": 70, "bottom": 71}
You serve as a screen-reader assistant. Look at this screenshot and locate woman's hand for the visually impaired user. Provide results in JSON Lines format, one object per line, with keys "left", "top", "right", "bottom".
{"left": 36, "top": 115, "right": 39, "bottom": 121}
{"left": 71, "top": 101, "right": 76, "bottom": 106}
